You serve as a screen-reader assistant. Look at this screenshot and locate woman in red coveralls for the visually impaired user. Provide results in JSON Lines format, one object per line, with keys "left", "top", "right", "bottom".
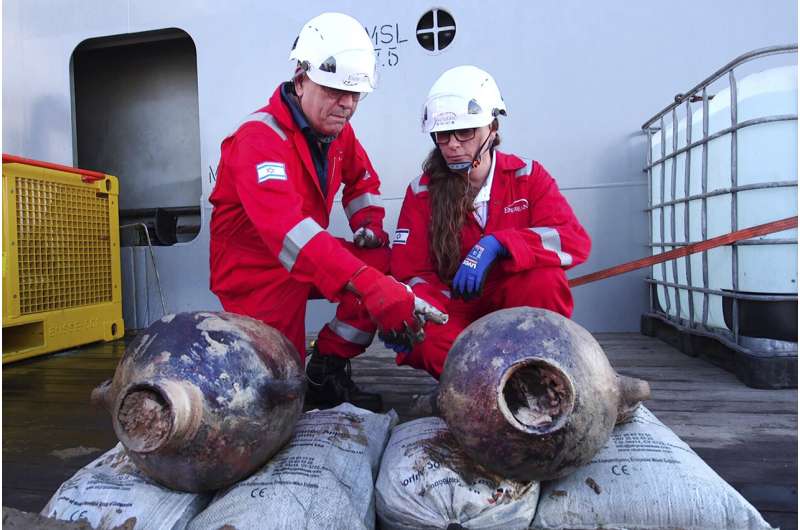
{"left": 387, "top": 65, "right": 592, "bottom": 381}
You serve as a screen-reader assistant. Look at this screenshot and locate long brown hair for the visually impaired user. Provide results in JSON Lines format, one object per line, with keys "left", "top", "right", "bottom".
{"left": 426, "top": 126, "right": 500, "bottom": 282}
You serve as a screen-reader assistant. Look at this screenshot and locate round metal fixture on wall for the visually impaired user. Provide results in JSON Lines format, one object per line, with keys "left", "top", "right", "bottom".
{"left": 416, "top": 8, "right": 456, "bottom": 53}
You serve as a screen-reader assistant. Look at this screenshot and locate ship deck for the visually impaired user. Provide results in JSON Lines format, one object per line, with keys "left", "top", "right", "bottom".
{"left": 2, "top": 332, "right": 797, "bottom": 529}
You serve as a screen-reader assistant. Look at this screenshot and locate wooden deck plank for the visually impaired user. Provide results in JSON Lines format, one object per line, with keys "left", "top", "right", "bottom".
{"left": 2, "top": 332, "right": 796, "bottom": 529}
{"left": 764, "top": 512, "right": 799, "bottom": 530}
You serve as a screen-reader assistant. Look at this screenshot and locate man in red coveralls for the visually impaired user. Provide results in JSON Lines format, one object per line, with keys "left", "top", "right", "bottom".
{"left": 387, "top": 65, "right": 592, "bottom": 383}
{"left": 209, "top": 12, "right": 430, "bottom": 411}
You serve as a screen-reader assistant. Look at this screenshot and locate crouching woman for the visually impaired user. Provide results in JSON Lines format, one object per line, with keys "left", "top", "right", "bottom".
{"left": 388, "top": 65, "right": 592, "bottom": 379}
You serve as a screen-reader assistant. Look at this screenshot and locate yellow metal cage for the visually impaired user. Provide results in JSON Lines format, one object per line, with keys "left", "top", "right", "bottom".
{"left": 2, "top": 155, "right": 124, "bottom": 363}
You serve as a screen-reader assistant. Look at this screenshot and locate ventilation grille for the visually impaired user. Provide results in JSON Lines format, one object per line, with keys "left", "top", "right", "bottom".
{"left": 15, "top": 177, "right": 112, "bottom": 314}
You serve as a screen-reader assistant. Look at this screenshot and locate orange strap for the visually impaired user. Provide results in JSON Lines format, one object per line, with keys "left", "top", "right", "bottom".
{"left": 2, "top": 153, "right": 106, "bottom": 182}
{"left": 569, "top": 216, "right": 798, "bottom": 287}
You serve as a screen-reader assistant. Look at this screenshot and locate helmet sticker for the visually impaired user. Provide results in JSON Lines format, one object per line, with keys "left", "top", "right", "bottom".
{"left": 433, "top": 112, "right": 457, "bottom": 127}
{"left": 342, "top": 73, "right": 370, "bottom": 86}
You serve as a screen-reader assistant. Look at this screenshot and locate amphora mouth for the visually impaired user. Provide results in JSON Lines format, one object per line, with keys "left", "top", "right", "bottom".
{"left": 498, "top": 359, "right": 575, "bottom": 434}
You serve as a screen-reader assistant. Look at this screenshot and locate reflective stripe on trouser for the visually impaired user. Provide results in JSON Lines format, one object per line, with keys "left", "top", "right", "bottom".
{"left": 316, "top": 241, "right": 391, "bottom": 359}
{"left": 397, "top": 266, "right": 573, "bottom": 379}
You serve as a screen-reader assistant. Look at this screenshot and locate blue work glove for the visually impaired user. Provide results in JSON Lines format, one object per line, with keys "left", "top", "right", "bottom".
{"left": 452, "top": 235, "right": 508, "bottom": 300}
{"left": 378, "top": 331, "right": 412, "bottom": 353}
{"left": 382, "top": 338, "right": 412, "bottom": 354}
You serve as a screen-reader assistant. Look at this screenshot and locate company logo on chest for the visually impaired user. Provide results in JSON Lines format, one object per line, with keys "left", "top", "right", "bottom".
{"left": 503, "top": 198, "right": 529, "bottom": 214}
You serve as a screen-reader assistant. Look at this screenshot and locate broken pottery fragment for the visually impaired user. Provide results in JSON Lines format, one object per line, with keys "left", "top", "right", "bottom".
{"left": 438, "top": 307, "right": 650, "bottom": 482}
{"left": 91, "top": 311, "right": 305, "bottom": 492}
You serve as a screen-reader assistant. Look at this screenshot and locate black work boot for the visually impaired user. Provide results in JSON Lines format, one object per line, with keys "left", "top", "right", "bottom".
{"left": 305, "top": 345, "right": 384, "bottom": 412}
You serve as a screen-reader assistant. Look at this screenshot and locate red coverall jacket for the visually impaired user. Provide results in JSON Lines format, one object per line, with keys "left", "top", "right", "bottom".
{"left": 391, "top": 152, "right": 591, "bottom": 375}
{"left": 209, "top": 84, "right": 385, "bottom": 344}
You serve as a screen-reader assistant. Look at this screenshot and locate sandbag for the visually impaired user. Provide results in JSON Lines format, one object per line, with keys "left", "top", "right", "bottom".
{"left": 531, "top": 405, "right": 775, "bottom": 530}
{"left": 42, "top": 443, "right": 211, "bottom": 530}
{"left": 188, "top": 403, "right": 397, "bottom": 530}
{"left": 376, "top": 417, "right": 540, "bottom": 530}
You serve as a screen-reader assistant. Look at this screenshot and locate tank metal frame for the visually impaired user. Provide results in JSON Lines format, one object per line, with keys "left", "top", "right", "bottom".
{"left": 640, "top": 45, "right": 798, "bottom": 387}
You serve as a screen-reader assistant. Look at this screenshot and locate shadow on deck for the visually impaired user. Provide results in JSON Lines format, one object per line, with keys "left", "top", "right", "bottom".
{"left": 2, "top": 332, "right": 797, "bottom": 529}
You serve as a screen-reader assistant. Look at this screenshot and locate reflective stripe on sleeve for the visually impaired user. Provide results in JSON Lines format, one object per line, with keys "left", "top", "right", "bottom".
{"left": 229, "top": 111, "right": 287, "bottom": 141}
{"left": 327, "top": 318, "right": 374, "bottom": 345}
{"left": 279, "top": 217, "right": 324, "bottom": 271}
{"left": 515, "top": 158, "right": 533, "bottom": 178}
{"left": 529, "top": 227, "right": 573, "bottom": 266}
{"left": 408, "top": 277, "right": 426, "bottom": 287}
{"left": 410, "top": 175, "right": 428, "bottom": 195}
{"left": 345, "top": 192, "right": 383, "bottom": 219}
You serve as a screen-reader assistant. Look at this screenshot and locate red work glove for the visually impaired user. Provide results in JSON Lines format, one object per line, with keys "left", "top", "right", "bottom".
{"left": 349, "top": 266, "right": 416, "bottom": 333}
{"left": 353, "top": 224, "right": 390, "bottom": 249}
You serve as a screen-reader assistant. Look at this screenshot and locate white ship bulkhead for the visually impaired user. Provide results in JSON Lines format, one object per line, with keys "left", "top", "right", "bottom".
{"left": 3, "top": 1, "right": 797, "bottom": 335}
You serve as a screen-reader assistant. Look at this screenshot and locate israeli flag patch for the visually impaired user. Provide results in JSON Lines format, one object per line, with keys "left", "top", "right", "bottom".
{"left": 393, "top": 229, "right": 410, "bottom": 245}
{"left": 257, "top": 162, "right": 287, "bottom": 183}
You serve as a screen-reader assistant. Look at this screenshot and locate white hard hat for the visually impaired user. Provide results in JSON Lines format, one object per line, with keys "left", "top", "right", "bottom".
{"left": 422, "top": 65, "right": 507, "bottom": 133}
{"left": 289, "top": 12, "right": 377, "bottom": 93}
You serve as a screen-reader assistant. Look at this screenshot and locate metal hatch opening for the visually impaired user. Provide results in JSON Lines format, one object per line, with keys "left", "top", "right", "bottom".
{"left": 71, "top": 28, "right": 201, "bottom": 247}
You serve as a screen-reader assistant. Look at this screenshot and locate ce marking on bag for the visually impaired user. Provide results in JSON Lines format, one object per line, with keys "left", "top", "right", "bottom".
{"left": 69, "top": 510, "right": 89, "bottom": 521}
{"left": 611, "top": 464, "right": 631, "bottom": 476}
{"left": 250, "top": 487, "right": 270, "bottom": 498}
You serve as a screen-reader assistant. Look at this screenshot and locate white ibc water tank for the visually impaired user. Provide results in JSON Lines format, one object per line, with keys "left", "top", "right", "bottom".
{"left": 648, "top": 64, "right": 797, "bottom": 331}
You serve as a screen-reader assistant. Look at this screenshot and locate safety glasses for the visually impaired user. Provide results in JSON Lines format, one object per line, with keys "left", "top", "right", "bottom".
{"left": 433, "top": 128, "right": 477, "bottom": 144}
{"left": 318, "top": 83, "right": 368, "bottom": 102}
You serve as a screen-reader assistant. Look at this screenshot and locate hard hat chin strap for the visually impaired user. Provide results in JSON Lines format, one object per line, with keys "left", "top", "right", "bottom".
{"left": 445, "top": 132, "right": 494, "bottom": 175}
{"left": 446, "top": 161, "right": 474, "bottom": 173}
